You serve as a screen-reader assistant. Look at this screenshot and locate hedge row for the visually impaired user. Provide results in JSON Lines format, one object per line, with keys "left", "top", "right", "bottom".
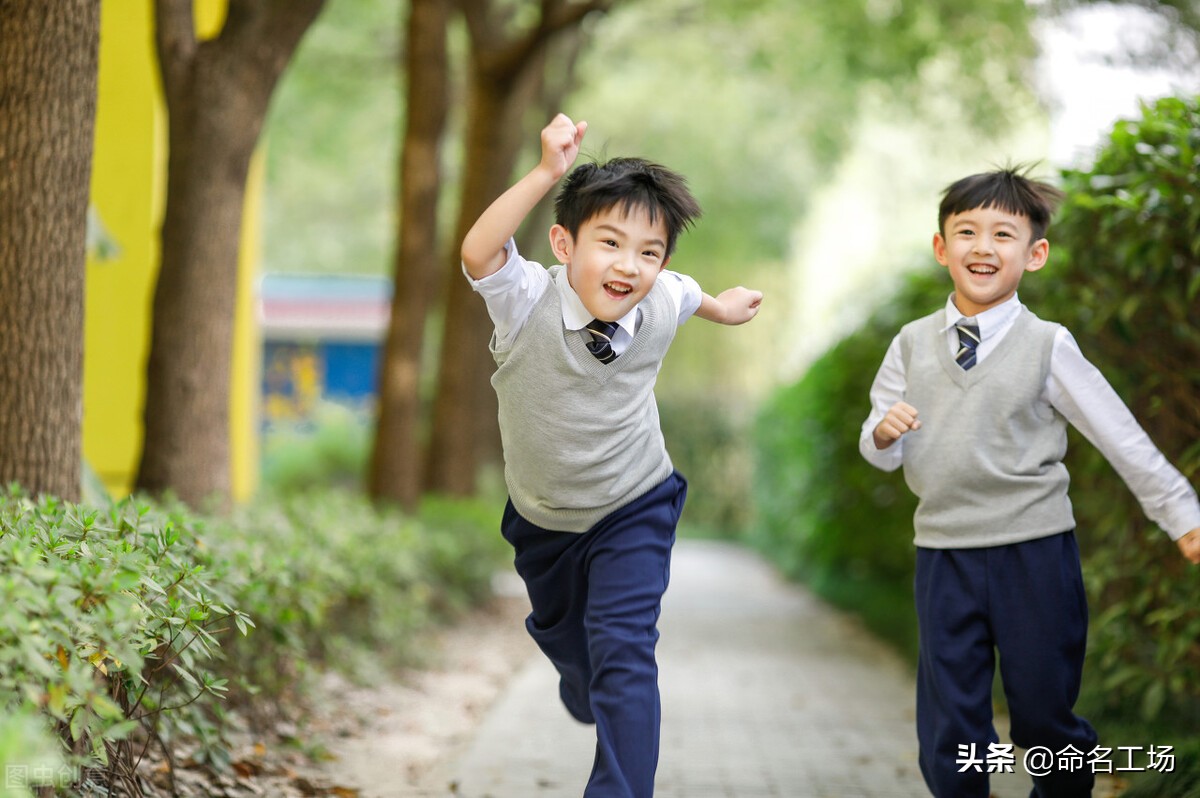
{"left": 0, "top": 486, "right": 508, "bottom": 796}
{"left": 752, "top": 95, "right": 1200, "bottom": 743}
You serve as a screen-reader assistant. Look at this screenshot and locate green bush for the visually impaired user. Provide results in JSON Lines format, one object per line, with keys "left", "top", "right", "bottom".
{"left": 751, "top": 96, "right": 1200, "bottom": 789}
{"left": 1022, "top": 96, "right": 1200, "bottom": 749}
{"left": 0, "top": 708, "right": 70, "bottom": 798}
{"left": 659, "top": 396, "right": 756, "bottom": 538}
{"left": 210, "top": 488, "right": 507, "bottom": 695}
{"left": 0, "top": 490, "right": 249, "bottom": 791}
{"left": 751, "top": 269, "right": 946, "bottom": 656}
{"left": 0, "top": 481, "right": 508, "bottom": 794}
{"left": 260, "top": 401, "right": 372, "bottom": 494}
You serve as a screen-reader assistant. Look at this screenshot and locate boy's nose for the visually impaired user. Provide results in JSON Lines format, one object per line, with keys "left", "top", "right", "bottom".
{"left": 615, "top": 256, "right": 638, "bottom": 275}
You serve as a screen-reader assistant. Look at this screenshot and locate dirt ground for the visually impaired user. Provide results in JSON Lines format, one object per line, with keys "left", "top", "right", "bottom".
{"left": 301, "top": 575, "right": 534, "bottom": 796}
{"left": 124, "top": 575, "right": 533, "bottom": 798}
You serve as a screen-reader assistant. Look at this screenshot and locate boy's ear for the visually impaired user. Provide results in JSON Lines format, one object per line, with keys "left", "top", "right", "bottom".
{"left": 549, "top": 224, "right": 572, "bottom": 263}
{"left": 659, "top": 255, "right": 671, "bottom": 271}
{"left": 932, "top": 232, "right": 949, "bottom": 266}
{"left": 1025, "top": 238, "right": 1050, "bottom": 273}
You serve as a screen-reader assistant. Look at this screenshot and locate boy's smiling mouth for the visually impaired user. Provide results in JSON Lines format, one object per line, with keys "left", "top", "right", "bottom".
{"left": 605, "top": 281, "right": 633, "bottom": 297}
{"left": 967, "top": 264, "right": 997, "bottom": 275}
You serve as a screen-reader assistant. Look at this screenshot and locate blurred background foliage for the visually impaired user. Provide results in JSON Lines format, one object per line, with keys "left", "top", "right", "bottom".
{"left": 262, "top": 0, "right": 1044, "bottom": 529}
{"left": 261, "top": 0, "right": 402, "bottom": 279}
{"left": 751, "top": 266, "right": 945, "bottom": 657}
{"left": 5, "top": 0, "right": 1197, "bottom": 791}
{"left": 754, "top": 96, "right": 1200, "bottom": 789}
{"left": 255, "top": 1, "right": 1198, "bottom": 787}
{"left": 1025, "top": 96, "right": 1200, "bottom": 752}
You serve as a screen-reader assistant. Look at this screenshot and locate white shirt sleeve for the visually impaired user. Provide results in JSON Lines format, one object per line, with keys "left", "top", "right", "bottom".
{"left": 462, "top": 239, "right": 551, "bottom": 349}
{"left": 859, "top": 335, "right": 907, "bottom": 472}
{"left": 656, "top": 269, "right": 704, "bottom": 325}
{"left": 1046, "top": 327, "right": 1200, "bottom": 540}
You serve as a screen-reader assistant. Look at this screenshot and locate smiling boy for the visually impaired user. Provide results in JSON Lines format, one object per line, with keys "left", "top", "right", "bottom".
{"left": 859, "top": 168, "right": 1200, "bottom": 798}
{"left": 460, "top": 113, "right": 761, "bottom": 797}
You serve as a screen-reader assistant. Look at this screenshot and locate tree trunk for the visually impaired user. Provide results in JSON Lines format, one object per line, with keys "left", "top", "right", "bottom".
{"left": 368, "top": 0, "right": 451, "bottom": 509}
{"left": 0, "top": 1, "right": 100, "bottom": 503}
{"left": 136, "top": 0, "right": 325, "bottom": 507}
{"left": 424, "top": 0, "right": 614, "bottom": 496}
{"left": 424, "top": 67, "right": 535, "bottom": 496}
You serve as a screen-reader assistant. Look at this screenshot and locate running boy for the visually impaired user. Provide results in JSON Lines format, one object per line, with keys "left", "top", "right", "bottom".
{"left": 460, "top": 113, "right": 761, "bottom": 797}
{"left": 859, "top": 167, "right": 1200, "bottom": 798}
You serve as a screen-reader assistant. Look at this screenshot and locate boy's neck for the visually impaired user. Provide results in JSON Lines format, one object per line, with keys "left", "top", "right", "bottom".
{"left": 952, "top": 292, "right": 1019, "bottom": 319}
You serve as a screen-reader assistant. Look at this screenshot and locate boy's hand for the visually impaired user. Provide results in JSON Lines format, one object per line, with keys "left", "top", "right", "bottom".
{"left": 540, "top": 113, "right": 588, "bottom": 180}
{"left": 695, "top": 286, "right": 763, "bottom": 325}
{"left": 874, "top": 402, "right": 921, "bottom": 450}
{"left": 460, "top": 112, "right": 585, "bottom": 279}
{"left": 1177, "top": 528, "right": 1200, "bottom": 564}
{"left": 715, "top": 286, "right": 763, "bottom": 325}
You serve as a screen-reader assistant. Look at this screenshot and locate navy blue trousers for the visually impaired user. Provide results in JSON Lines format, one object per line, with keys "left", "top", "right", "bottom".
{"left": 915, "top": 531, "right": 1098, "bottom": 798}
{"left": 501, "top": 472, "right": 687, "bottom": 798}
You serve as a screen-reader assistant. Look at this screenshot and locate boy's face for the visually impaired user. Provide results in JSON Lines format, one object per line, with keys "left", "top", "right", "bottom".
{"left": 549, "top": 205, "right": 670, "bottom": 322}
{"left": 933, "top": 205, "right": 1049, "bottom": 317}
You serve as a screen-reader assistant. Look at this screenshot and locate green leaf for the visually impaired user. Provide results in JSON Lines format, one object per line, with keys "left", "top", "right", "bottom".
{"left": 141, "top": 575, "right": 167, "bottom": 595}
{"left": 89, "top": 693, "right": 124, "bottom": 721}
{"left": 100, "top": 719, "right": 140, "bottom": 742}
{"left": 1141, "top": 680, "right": 1166, "bottom": 722}
{"left": 69, "top": 708, "right": 87, "bottom": 743}
{"left": 91, "top": 733, "right": 109, "bottom": 766}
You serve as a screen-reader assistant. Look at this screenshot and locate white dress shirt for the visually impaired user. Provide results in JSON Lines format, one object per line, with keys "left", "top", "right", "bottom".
{"left": 859, "top": 293, "right": 1200, "bottom": 540}
{"left": 464, "top": 238, "right": 703, "bottom": 353}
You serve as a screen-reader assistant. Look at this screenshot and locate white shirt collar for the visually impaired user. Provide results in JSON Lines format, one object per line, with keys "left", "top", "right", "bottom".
{"left": 554, "top": 266, "right": 638, "bottom": 336}
{"left": 940, "top": 292, "right": 1022, "bottom": 342}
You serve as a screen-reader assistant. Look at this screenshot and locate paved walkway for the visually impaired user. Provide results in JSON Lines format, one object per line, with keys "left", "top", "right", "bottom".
{"left": 410, "top": 539, "right": 1053, "bottom": 798}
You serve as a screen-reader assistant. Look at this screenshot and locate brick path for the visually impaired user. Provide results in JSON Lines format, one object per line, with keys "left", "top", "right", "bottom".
{"left": 406, "top": 539, "right": 1111, "bottom": 797}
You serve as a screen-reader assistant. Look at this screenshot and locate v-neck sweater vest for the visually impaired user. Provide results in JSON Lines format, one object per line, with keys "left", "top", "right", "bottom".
{"left": 897, "top": 306, "right": 1075, "bottom": 549}
{"left": 489, "top": 265, "right": 676, "bottom": 533}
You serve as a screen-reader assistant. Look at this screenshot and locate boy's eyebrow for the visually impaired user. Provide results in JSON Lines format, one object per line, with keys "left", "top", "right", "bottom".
{"left": 593, "top": 223, "right": 666, "bottom": 250}
{"left": 949, "top": 216, "right": 1020, "bottom": 231}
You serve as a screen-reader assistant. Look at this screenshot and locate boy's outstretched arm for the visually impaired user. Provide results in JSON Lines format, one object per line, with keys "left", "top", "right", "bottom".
{"left": 1178, "top": 528, "right": 1200, "bottom": 564}
{"left": 694, "top": 287, "right": 763, "bottom": 325}
{"left": 461, "top": 113, "right": 587, "bottom": 280}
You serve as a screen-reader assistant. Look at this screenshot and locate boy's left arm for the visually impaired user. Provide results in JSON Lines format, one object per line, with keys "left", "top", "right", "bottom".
{"left": 694, "top": 287, "right": 763, "bottom": 325}
{"left": 1048, "top": 328, "right": 1200, "bottom": 564}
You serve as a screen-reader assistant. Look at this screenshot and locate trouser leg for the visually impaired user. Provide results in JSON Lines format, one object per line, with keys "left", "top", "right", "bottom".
{"left": 502, "top": 500, "right": 595, "bottom": 723}
{"left": 582, "top": 474, "right": 685, "bottom": 798}
{"left": 915, "top": 546, "right": 998, "bottom": 798}
{"left": 992, "top": 532, "right": 1096, "bottom": 798}
{"left": 501, "top": 472, "right": 687, "bottom": 798}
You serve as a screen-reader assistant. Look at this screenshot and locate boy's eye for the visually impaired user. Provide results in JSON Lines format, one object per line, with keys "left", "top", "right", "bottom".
{"left": 603, "top": 239, "right": 618, "bottom": 247}
{"left": 642, "top": 250, "right": 660, "bottom": 259}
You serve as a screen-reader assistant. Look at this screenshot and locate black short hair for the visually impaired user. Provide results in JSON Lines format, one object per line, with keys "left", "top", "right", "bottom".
{"left": 554, "top": 157, "right": 702, "bottom": 257}
{"left": 938, "top": 166, "right": 1065, "bottom": 241}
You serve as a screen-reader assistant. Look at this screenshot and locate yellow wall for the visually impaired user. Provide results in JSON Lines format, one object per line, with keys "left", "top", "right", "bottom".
{"left": 85, "top": 0, "right": 259, "bottom": 501}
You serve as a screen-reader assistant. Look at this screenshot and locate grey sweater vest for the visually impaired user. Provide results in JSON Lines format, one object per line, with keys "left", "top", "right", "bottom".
{"left": 898, "top": 307, "right": 1075, "bottom": 548}
{"left": 490, "top": 266, "right": 676, "bottom": 533}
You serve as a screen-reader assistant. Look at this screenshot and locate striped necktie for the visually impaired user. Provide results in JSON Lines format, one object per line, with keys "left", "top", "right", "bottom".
{"left": 585, "top": 319, "right": 619, "bottom": 363}
{"left": 955, "top": 320, "right": 980, "bottom": 370}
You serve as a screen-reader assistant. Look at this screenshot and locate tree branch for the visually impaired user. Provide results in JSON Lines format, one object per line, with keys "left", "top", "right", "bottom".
{"left": 198, "top": 0, "right": 325, "bottom": 107}
{"left": 459, "top": 0, "right": 492, "bottom": 51}
{"left": 154, "top": 0, "right": 197, "bottom": 97}
{"left": 492, "top": 0, "right": 614, "bottom": 79}
{"left": 461, "top": 0, "right": 615, "bottom": 81}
